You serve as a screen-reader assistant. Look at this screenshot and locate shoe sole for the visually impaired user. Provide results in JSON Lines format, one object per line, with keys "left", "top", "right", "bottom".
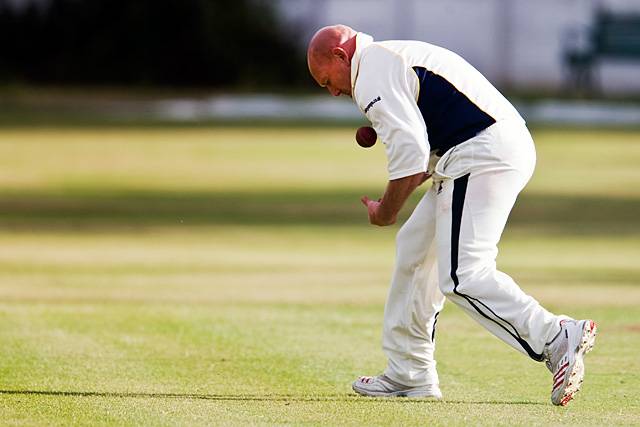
{"left": 554, "top": 319, "right": 597, "bottom": 406}
{"left": 351, "top": 383, "right": 442, "bottom": 399}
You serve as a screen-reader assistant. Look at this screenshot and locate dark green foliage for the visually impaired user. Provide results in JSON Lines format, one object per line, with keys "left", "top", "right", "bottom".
{"left": 0, "top": 0, "right": 307, "bottom": 88}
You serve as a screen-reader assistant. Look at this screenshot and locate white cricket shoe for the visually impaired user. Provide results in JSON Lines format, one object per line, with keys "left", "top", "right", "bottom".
{"left": 352, "top": 374, "right": 443, "bottom": 399}
{"left": 544, "top": 318, "right": 597, "bottom": 406}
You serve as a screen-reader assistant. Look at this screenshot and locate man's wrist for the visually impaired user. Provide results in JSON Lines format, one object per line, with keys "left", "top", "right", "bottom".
{"left": 376, "top": 202, "right": 397, "bottom": 224}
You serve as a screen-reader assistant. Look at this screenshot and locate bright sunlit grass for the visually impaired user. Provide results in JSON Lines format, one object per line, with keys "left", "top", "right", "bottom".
{"left": 0, "top": 126, "right": 638, "bottom": 425}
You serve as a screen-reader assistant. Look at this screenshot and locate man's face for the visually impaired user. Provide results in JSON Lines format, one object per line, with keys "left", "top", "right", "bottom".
{"left": 309, "top": 50, "right": 352, "bottom": 97}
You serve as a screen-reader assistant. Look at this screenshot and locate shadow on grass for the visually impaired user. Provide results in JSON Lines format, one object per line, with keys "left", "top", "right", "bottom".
{"left": 0, "top": 189, "right": 638, "bottom": 235}
{"left": 0, "top": 389, "right": 544, "bottom": 405}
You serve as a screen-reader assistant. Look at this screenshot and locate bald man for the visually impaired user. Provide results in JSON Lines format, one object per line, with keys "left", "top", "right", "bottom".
{"left": 307, "top": 25, "right": 597, "bottom": 406}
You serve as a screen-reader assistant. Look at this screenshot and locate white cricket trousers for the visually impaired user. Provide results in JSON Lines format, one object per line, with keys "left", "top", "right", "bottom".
{"left": 382, "top": 119, "right": 561, "bottom": 387}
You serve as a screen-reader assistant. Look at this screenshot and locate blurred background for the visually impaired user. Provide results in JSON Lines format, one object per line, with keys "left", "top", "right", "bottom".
{"left": 0, "top": 1, "right": 639, "bottom": 424}
{"left": 1, "top": 0, "right": 640, "bottom": 124}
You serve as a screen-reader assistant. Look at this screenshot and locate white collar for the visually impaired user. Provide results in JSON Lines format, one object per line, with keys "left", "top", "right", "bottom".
{"left": 350, "top": 32, "right": 374, "bottom": 94}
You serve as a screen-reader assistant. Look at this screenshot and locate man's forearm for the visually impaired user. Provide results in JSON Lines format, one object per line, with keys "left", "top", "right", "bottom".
{"left": 377, "top": 172, "right": 428, "bottom": 223}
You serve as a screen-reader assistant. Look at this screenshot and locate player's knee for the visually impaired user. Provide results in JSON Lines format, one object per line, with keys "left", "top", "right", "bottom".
{"left": 395, "top": 251, "right": 423, "bottom": 277}
{"left": 438, "top": 276, "right": 455, "bottom": 296}
{"left": 438, "top": 263, "right": 495, "bottom": 296}
{"left": 438, "top": 272, "right": 474, "bottom": 297}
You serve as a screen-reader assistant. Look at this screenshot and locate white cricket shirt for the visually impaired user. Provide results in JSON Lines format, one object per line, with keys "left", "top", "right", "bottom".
{"left": 350, "top": 33, "right": 524, "bottom": 180}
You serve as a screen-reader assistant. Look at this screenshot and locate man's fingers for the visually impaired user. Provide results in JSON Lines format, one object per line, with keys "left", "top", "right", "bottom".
{"left": 361, "top": 196, "right": 370, "bottom": 206}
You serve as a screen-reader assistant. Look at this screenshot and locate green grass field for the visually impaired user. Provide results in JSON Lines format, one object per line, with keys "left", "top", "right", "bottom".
{"left": 0, "top": 126, "right": 638, "bottom": 425}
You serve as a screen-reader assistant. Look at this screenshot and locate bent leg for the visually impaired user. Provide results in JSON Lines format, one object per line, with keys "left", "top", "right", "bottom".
{"left": 436, "top": 168, "right": 560, "bottom": 360}
{"left": 383, "top": 185, "right": 446, "bottom": 386}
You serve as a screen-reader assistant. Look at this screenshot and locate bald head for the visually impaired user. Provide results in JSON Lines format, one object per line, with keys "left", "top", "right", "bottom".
{"left": 307, "top": 25, "right": 358, "bottom": 97}
{"left": 307, "top": 25, "right": 356, "bottom": 66}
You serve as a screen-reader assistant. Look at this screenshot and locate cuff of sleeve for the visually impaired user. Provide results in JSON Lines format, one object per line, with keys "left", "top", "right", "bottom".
{"left": 388, "top": 165, "right": 427, "bottom": 181}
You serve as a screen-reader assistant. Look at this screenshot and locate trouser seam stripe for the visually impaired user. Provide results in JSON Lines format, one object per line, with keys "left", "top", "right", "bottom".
{"left": 431, "top": 311, "right": 440, "bottom": 342}
{"left": 449, "top": 173, "right": 544, "bottom": 362}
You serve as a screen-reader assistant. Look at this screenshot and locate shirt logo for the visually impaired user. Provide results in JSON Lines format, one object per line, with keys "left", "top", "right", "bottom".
{"left": 364, "top": 96, "right": 381, "bottom": 114}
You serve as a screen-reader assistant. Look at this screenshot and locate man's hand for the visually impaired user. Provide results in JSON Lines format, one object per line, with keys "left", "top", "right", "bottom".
{"left": 361, "top": 196, "right": 396, "bottom": 226}
{"left": 360, "top": 171, "right": 431, "bottom": 227}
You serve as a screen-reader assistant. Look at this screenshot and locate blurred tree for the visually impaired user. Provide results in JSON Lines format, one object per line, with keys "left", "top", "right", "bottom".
{"left": 0, "top": 0, "right": 308, "bottom": 89}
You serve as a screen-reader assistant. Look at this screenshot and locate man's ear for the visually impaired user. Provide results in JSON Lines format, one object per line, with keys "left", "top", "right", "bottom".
{"left": 331, "top": 47, "right": 350, "bottom": 65}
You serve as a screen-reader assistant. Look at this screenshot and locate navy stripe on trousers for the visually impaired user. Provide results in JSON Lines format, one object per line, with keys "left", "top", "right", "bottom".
{"left": 450, "top": 173, "right": 544, "bottom": 361}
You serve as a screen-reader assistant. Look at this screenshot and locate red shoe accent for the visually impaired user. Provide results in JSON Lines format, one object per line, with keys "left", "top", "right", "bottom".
{"left": 553, "top": 362, "right": 570, "bottom": 381}
{"left": 560, "top": 393, "right": 573, "bottom": 406}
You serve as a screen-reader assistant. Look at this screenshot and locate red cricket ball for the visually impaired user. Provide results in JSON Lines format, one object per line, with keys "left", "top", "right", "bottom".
{"left": 355, "top": 126, "right": 377, "bottom": 148}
